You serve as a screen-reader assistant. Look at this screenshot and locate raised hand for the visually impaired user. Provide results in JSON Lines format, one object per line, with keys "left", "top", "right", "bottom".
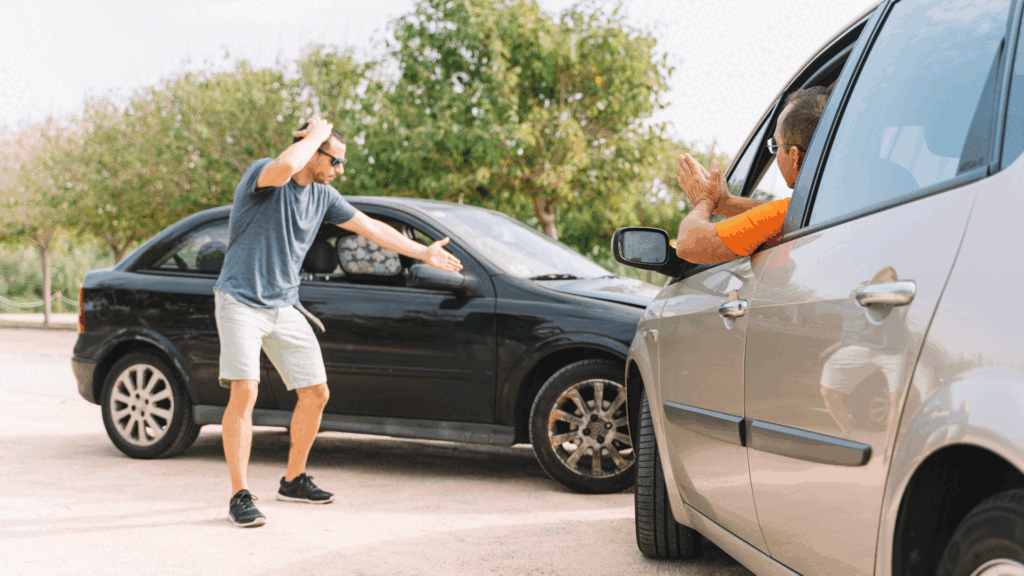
{"left": 676, "top": 153, "right": 720, "bottom": 210}
{"left": 423, "top": 237, "right": 463, "bottom": 272}
{"left": 292, "top": 118, "right": 333, "bottom": 142}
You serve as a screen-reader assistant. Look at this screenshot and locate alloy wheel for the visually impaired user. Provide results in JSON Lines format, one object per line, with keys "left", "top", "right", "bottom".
{"left": 108, "top": 363, "right": 175, "bottom": 447}
{"left": 546, "top": 378, "right": 634, "bottom": 479}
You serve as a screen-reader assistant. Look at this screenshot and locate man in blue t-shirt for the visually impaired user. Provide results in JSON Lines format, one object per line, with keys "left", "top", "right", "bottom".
{"left": 214, "top": 118, "right": 462, "bottom": 527}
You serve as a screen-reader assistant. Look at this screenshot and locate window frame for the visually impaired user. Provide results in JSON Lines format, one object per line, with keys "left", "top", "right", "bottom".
{"left": 997, "top": 0, "right": 1024, "bottom": 170}
{"left": 784, "top": 0, "right": 1020, "bottom": 242}
{"left": 297, "top": 205, "right": 492, "bottom": 294}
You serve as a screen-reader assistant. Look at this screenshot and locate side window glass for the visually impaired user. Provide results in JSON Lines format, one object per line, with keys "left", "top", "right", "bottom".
{"left": 726, "top": 117, "right": 770, "bottom": 199}
{"left": 1002, "top": 24, "right": 1024, "bottom": 166}
{"left": 810, "top": 0, "right": 1011, "bottom": 226}
{"left": 151, "top": 220, "right": 229, "bottom": 274}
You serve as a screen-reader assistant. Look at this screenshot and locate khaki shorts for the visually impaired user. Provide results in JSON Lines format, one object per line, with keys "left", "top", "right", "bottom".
{"left": 820, "top": 345, "right": 906, "bottom": 394}
{"left": 213, "top": 289, "right": 327, "bottom": 391}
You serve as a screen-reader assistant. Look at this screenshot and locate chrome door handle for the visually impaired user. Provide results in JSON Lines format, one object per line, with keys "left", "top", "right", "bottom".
{"left": 718, "top": 300, "right": 748, "bottom": 319}
{"left": 855, "top": 280, "right": 917, "bottom": 307}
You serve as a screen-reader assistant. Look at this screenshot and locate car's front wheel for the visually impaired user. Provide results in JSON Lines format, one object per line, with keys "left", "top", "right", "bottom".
{"left": 937, "top": 489, "right": 1024, "bottom": 576}
{"left": 529, "top": 359, "right": 635, "bottom": 494}
{"left": 635, "top": 389, "right": 702, "bottom": 559}
{"left": 100, "top": 352, "right": 200, "bottom": 459}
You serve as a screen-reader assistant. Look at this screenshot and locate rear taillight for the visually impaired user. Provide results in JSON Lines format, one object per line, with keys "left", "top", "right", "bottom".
{"left": 78, "top": 288, "right": 85, "bottom": 333}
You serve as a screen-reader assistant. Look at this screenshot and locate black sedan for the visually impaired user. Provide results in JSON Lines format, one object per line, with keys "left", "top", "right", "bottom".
{"left": 72, "top": 198, "right": 658, "bottom": 493}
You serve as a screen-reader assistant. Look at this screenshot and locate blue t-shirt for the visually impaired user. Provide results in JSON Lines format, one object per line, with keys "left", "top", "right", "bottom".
{"left": 213, "top": 158, "right": 357, "bottom": 308}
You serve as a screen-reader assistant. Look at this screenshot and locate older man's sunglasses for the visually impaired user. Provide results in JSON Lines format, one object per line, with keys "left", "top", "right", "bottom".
{"left": 317, "top": 149, "right": 345, "bottom": 167}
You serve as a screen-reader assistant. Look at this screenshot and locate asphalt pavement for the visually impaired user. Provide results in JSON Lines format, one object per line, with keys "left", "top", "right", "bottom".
{"left": 0, "top": 327, "right": 753, "bottom": 576}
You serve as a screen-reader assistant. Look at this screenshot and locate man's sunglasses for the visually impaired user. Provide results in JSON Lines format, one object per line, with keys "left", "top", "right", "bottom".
{"left": 317, "top": 149, "right": 345, "bottom": 167}
{"left": 766, "top": 137, "right": 805, "bottom": 155}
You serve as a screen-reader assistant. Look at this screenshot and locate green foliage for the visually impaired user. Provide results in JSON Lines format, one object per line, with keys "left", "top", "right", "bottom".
{"left": 1, "top": 0, "right": 735, "bottom": 292}
{"left": 0, "top": 238, "right": 112, "bottom": 306}
{"left": 339, "top": 0, "right": 681, "bottom": 260}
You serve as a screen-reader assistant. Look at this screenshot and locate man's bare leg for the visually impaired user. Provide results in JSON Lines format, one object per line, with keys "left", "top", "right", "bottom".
{"left": 223, "top": 379, "right": 259, "bottom": 495}
{"left": 285, "top": 383, "right": 330, "bottom": 481}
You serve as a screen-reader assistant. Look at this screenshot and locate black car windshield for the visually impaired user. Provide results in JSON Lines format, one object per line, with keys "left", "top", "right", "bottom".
{"left": 426, "top": 207, "right": 612, "bottom": 279}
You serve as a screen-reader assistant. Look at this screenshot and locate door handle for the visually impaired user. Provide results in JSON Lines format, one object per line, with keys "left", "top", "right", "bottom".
{"left": 718, "top": 299, "right": 748, "bottom": 319}
{"left": 855, "top": 280, "right": 916, "bottom": 307}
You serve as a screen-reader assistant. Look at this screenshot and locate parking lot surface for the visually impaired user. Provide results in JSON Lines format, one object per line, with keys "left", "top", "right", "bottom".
{"left": 0, "top": 327, "right": 752, "bottom": 575}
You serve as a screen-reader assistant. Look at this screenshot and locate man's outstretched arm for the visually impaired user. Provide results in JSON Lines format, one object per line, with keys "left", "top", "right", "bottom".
{"left": 337, "top": 212, "right": 463, "bottom": 273}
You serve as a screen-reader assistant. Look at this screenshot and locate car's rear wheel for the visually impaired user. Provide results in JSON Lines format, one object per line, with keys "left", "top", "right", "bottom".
{"left": 529, "top": 359, "right": 634, "bottom": 494}
{"left": 635, "top": 389, "right": 702, "bottom": 559}
{"left": 100, "top": 352, "right": 200, "bottom": 459}
{"left": 937, "top": 489, "right": 1024, "bottom": 576}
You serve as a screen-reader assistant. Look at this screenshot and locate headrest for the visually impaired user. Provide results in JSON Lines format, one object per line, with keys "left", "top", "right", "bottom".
{"left": 336, "top": 234, "right": 402, "bottom": 276}
{"left": 304, "top": 240, "right": 338, "bottom": 274}
{"left": 196, "top": 241, "right": 227, "bottom": 273}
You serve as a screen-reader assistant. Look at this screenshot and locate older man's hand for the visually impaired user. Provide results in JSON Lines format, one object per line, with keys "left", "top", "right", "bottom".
{"left": 677, "top": 154, "right": 722, "bottom": 210}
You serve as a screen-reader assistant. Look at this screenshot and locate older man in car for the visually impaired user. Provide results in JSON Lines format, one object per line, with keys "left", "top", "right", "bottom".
{"left": 674, "top": 86, "right": 830, "bottom": 264}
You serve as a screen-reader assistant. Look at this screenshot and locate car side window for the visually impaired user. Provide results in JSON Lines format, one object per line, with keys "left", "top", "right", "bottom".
{"left": 151, "top": 220, "right": 229, "bottom": 274}
{"left": 301, "top": 217, "right": 437, "bottom": 286}
{"left": 809, "top": 0, "right": 1012, "bottom": 227}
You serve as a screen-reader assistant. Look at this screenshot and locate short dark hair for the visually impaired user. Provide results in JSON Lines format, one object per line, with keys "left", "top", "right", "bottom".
{"left": 779, "top": 86, "right": 830, "bottom": 150}
{"left": 293, "top": 121, "right": 347, "bottom": 147}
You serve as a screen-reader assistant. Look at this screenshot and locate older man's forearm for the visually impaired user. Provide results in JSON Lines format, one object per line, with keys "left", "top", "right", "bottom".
{"left": 677, "top": 201, "right": 740, "bottom": 264}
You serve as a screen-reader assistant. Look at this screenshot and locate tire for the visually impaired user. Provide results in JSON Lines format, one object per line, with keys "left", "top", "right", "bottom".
{"left": 635, "top": 389, "right": 702, "bottom": 559}
{"left": 100, "top": 352, "right": 200, "bottom": 459}
{"left": 937, "top": 489, "right": 1024, "bottom": 576}
{"left": 529, "top": 359, "right": 635, "bottom": 494}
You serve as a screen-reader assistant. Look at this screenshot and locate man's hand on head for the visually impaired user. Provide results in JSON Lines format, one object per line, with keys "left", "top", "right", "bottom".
{"left": 292, "top": 118, "right": 333, "bottom": 143}
{"left": 423, "top": 237, "right": 463, "bottom": 273}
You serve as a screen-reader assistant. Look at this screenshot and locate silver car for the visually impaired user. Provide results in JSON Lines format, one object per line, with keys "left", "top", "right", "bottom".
{"left": 614, "top": 1, "right": 1024, "bottom": 575}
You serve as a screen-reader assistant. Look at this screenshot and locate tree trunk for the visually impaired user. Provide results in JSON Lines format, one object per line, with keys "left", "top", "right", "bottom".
{"left": 533, "top": 198, "right": 558, "bottom": 240}
{"left": 38, "top": 244, "right": 51, "bottom": 328}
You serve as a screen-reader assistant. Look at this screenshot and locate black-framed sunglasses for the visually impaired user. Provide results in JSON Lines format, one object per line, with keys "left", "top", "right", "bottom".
{"left": 317, "top": 149, "right": 345, "bottom": 167}
{"left": 766, "top": 137, "right": 805, "bottom": 155}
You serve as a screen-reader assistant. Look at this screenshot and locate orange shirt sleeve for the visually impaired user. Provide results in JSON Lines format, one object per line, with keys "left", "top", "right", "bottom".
{"left": 714, "top": 198, "right": 791, "bottom": 257}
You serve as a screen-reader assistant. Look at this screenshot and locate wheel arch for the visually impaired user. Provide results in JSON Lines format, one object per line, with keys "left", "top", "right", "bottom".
{"left": 510, "top": 345, "right": 626, "bottom": 444}
{"left": 92, "top": 331, "right": 193, "bottom": 405}
{"left": 891, "top": 444, "right": 1024, "bottom": 576}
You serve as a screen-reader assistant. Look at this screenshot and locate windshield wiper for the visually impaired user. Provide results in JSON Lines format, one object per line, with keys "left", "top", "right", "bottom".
{"left": 529, "top": 273, "right": 580, "bottom": 281}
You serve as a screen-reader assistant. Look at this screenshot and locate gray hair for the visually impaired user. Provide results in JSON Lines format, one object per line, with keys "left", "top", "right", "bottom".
{"left": 779, "top": 86, "right": 830, "bottom": 150}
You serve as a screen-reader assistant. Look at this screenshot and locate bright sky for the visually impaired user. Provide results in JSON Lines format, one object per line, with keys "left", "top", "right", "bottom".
{"left": 0, "top": 0, "right": 878, "bottom": 157}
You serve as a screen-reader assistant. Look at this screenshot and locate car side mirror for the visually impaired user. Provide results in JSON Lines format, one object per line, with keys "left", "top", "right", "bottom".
{"left": 407, "top": 264, "right": 485, "bottom": 297}
{"left": 611, "top": 227, "right": 687, "bottom": 278}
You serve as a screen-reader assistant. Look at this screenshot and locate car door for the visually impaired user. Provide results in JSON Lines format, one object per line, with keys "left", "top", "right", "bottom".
{"left": 135, "top": 217, "right": 283, "bottom": 409}
{"left": 654, "top": 117, "right": 775, "bottom": 553}
{"left": 742, "top": 1, "right": 1014, "bottom": 574}
{"left": 280, "top": 209, "right": 498, "bottom": 424}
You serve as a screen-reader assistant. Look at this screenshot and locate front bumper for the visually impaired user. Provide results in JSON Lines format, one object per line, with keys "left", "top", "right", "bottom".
{"left": 72, "top": 356, "right": 98, "bottom": 404}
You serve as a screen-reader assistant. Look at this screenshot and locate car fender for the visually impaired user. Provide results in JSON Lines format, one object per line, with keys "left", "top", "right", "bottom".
{"left": 877, "top": 366, "right": 1024, "bottom": 575}
{"left": 91, "top": 327, "right": 195, "bottom": 402}
{"left": 626, "top": 327, "right": 698, "bottom": 529}
{"left": 497, "top": 331, "right": 630, "bottom": 426}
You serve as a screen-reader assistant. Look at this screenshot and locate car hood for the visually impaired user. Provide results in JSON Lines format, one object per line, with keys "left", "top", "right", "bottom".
{"left": 541, "top": 276, "right": 660, "bottom": 308}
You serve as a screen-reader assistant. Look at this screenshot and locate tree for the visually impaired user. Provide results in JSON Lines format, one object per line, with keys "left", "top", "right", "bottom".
{"left": 349, "top": 0, "right": 674, "bottom": 252}
{"left": 71, "top": 60, "right": 311, "bottom": 261}
{"left": 0, "top": 119, "right": 78, "bottom": 326}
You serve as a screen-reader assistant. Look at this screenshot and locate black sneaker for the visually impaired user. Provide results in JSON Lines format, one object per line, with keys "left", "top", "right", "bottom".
{"left": 228, "top": 490, "right": 266, "bottom": 527}
{"left": 277, "top": 473, "right": 335, "bottom": 504}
